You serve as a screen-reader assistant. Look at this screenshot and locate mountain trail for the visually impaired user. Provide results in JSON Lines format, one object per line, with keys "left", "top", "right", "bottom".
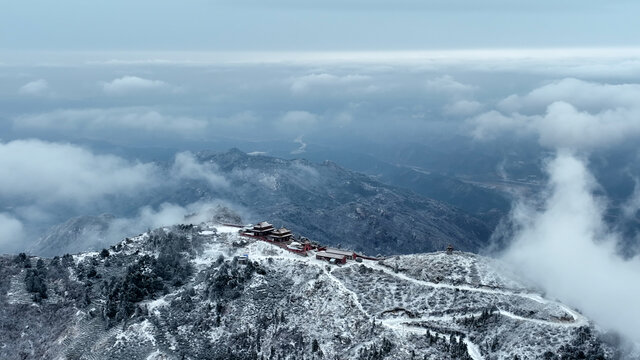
{"left": 366, "top": 260, "right": 587, "bottom": 327}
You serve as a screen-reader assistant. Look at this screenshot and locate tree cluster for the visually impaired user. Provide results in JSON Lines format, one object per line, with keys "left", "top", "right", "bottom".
{"left": 547, "top": 327, "right": 606, "bottom": 360}
{"left": 205, "top": 257, "right": 263, "bottom": 300}
{"left": 459, "top": 307, "right": 499, "bottom": 329}
{"left": 24, "top": 259, "right": 48, "bottom": 302}
{"left": 104, "top": 255, "right": 164, "bottom": 323}
{"left": 357, "top": 337, "right": 394, "bottom": 360}
{"left": 102, "top": 231, "right": 196, "bottom": 326}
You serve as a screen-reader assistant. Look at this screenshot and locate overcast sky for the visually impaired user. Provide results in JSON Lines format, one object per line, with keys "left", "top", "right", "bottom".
{"left": 2, "top": 1, "right": 640, "bottom": 51}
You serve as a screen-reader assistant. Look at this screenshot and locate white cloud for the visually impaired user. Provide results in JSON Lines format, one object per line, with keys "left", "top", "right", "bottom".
{"left": 107, "top": 201, "right": 230, "bottom": 240}
{"left": 18, "top": 79, "right": 49, "bottom": 96}
{"left": 290, "top": 73, "right": 372, "bottom": 94}
{"left": 10, "top": 49, "right": 640, "bottom": 80}
{"left": 277, "top": 110, "right": 318, "bottom": 133}
{"left": 291, "top": 135, "right": 307, "bottom": 154}
{"left": 536, "top": 102, "right": 640, "bottom": 150}
{"left": 469, "top": 79, "right": 640, "bottom": 151}
{"left": 0, "top": 139, "right": 158, "bottom": 205}
{"left": 0, "top": 213, "right": 25, "bottom": 253}
{"left": 470, "top": 101, "right": 640, "bottom": 151}
{"left": 474, "top": 78, "right": 640, "bottom": 343}
{"left": 499, "top": 78, "right": 640, "bottom": 113}
{"left": 14, "top": 107, "right": 208, "bottom": 135}
{"left": 499, "top": 152, "right": 640, "bottom": 342}
{"left": 101, "top": 75, "right": 169, "bottom": 95}
{"left": 426, "top": 75, "right": 475, "bottom": 94}
{"left": 34, "top": 200, "right": 246, "bottom": 254}
{"left": 468, "top": 110, "right": 529, "bottom": 140}
{"left": 622, "top": 179, "right": 640, "bottom": 220}
{"left": 0, "top": 141, "right": 239, "bottom": 253}
{"left": 170, "top": 152, "right": 229, "bottom": 188}
{"left": 443, "top": 99, "right": 483, "bottom": 116}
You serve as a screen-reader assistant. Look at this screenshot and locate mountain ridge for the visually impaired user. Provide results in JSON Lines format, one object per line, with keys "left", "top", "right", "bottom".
{"left": 32, "top": 149, "right": 495, "bottom": 257}
{"left": 0, "top": 221, "right": 625, "bottom": 360}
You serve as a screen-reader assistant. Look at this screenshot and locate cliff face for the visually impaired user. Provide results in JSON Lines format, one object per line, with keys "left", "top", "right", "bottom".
{"left": 0, "top": 223, "right": 614, "bottom": 360}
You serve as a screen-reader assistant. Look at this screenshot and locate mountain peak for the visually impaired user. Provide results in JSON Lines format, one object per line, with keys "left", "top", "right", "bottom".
{"left": 0, "top": 223, "right": 616, "bottom": 359}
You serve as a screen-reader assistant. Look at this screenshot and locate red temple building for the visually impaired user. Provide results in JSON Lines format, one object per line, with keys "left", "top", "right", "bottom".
{"left": 251, "top": 221, "right": 274, "bottom": 236}
{"left": 268, "top": 227, "right": 293, "bottom": 242}
{"left": 316, "top": 251, "right": 347, "bottom": 264}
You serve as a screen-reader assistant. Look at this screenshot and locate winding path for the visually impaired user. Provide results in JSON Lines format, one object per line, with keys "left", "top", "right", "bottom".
{"left": 366, "top": 261, "right": 588, "bottom": 327}
{"left": 214, "top": 227, "right": 589, "bottom": 360}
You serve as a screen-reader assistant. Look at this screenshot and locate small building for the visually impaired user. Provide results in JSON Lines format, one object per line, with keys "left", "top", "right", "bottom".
{"left": 300, "top": 240, "right": 313, "bottom": 252}
{"left": 287, "top": 241, "right": 307, "bottom": 254}
{"left": 251, "top": 221, "right": 274, "bottom": 236}
{"left": 316, "top": 251, "right": 347, "bottom": 264}
{"left": 268, "top": 227, "right": 293, "bottom": 242}
{"left": 290, "top": 237, "right": 313, "bottom": 252}
{"left": 236, "top": 255, "right": 249, "bottom": 264}
{"left": 325, "top": 248, "right": 357, "bottom": 260}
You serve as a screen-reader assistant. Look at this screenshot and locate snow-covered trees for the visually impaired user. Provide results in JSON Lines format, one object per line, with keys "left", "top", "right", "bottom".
{"left": 24, "top": 266, "right": 47, "bottom": 302}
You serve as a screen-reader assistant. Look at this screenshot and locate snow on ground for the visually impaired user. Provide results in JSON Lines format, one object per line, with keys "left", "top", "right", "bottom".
{"left": 464, "top": 338, "right": 485, "bottom": 360}
{"left": 114, "top": 319, "right": 156, "bottom": 348}
{"left": 212, "top": 224, "right": 586, "bottom": 326}
{"left": 214, "top": 225, "right": 244, "bottom": 234}
{"left": 391, "top": 252, "right": 531, "bottom": 291}
{"left": 367, "top": 259, "right": 585, "bottom": 326}
{"left": 146, "top": 298, "right": 170, "bottom": 316}
{"left": 73, "top": 252, "right": 98, "bottom": 265}
{"left": 193, "top": 241, "right": 225, "bottom": 270}
{"left": 6, "top": 273, "right": 32, "bottom": 305}
{"left": 1, "top": 222, "right": 605, "bottom": 360}
{"left": 187, "top": 224, "right": 591, "bottom": 360}
{"left": 145, "top": 350, "right": 167, "bottom": 360}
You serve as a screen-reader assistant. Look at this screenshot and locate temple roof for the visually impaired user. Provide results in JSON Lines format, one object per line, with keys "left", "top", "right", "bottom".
{"left": 316, "top": 251, "right": 346, "bottom": 260}
{"left": 254, "top": 221, "right": 273, "bottom": 229}
{"left": 326, "top": 248, "right": 355, "bottom": 256}
{"left": 271, "top": 227, "right": 291, "bottom": 235}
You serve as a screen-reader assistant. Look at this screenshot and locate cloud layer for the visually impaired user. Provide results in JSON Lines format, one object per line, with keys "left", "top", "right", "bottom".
{"left": 171, "top": 152, "right": 229, "bottom": 188}
{"left": 499, "top": 153, "right": 640, "bottom": 342}
{"left": 470, "top": 79, "right": 640, "bottom": 151}
{"left": 0, "top": 213, "right": 25, "bottom": 254}
{"left": 18, "top": 79, "right": 49, "bottom": 96}
{"left": 14, "top": 108, "right": 208, "bottom": 140}
{"left": 0, "top": 140, "right": 236, "bottom": 254}
{"left": 0, "top": 139, "right": 158, "bottom": 205}
{"left": 475, "top": 78, "right": 640, "bottom": 344}
{"left": 290, "top": 73, "right": 373, "bottom": 95}
{"left": 102, "top": 75, "right": 169, "bottom": 95}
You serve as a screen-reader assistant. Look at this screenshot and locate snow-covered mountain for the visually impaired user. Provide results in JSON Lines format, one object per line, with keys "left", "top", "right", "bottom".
{"left": 0, "top": 222, "right": 621, "bottom": 359}
{"left": 161, "top": 149, "right": 494, "bottom": 255}
{"left": 31, "top": 149, "right": 496, "bottom": 257}
{"left": 28, "top": 214, "right": 117, "bottom": 257}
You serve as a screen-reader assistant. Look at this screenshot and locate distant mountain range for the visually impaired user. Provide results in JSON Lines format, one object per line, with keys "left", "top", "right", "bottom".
{"left": 32, "top": 149, "right": 508, "bottom": 257}
{"left": 30, "top": 214, "right": 116, "bottom": 257}
{"left": 194, "top": 149, "right": 495, "bottom": 255}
